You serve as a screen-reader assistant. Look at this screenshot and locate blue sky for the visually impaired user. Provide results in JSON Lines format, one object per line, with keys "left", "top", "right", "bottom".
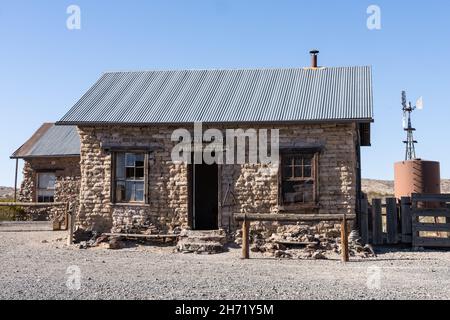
{"left": 0, "top": 0, "right": 449, "bottom": 186}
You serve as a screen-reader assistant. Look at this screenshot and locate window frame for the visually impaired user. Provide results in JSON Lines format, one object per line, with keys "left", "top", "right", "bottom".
{"left": 36, "top": 172, "right": 56, "bottom": 203}
{"left": 111, "top": 151, "right": 149, "bottom": 204}
{"left": 278, "top": 150, "right": 320, "bottom": 210}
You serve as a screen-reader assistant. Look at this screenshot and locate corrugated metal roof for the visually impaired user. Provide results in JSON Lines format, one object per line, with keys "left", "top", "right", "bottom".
{"left": 58, "top": 67, "right": 373, "bottom": 125}
{"left": 11, "top": 124, "right": 80, "bottom": 159}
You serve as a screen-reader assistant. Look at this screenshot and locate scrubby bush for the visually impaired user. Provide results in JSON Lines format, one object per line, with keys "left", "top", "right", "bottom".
{"left": 0, "top": 199, "right": 25, "bottom": 221}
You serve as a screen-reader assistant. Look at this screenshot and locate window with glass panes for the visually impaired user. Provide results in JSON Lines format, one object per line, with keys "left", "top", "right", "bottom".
{"left": 281, "top": 153, "right": 316, "bottom": 204}
{"left": 114, "top": 153, "right": 146, "bottom": 203}
{"left": 37, "top": 173, "right": 56, "bottom": 203}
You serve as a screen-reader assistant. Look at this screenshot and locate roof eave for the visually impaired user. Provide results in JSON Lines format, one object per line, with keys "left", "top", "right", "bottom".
{"left": 56, "top": 118, "right": 374, "bottom": 127}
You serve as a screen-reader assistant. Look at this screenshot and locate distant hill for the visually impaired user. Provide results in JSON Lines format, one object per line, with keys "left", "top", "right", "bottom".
{"left": 0, "top": 187, "right": 14, "bottom": 200}
{"left": 362, "top": 179, "right": 450, "bottom": 200}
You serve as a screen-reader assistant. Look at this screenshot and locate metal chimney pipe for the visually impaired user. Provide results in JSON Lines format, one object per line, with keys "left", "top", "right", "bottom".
{"left": 310, "top": 50, "right": 319, "bottom": 68}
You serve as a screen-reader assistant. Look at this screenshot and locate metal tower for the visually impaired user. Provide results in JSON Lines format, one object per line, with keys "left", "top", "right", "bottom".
{"left": 402, "top": 91, "right": 418, "bottom": 161}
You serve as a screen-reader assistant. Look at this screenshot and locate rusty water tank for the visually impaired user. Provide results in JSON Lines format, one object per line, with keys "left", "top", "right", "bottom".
{"left": 394, "top": 160, "right": 441, "bottom": 199}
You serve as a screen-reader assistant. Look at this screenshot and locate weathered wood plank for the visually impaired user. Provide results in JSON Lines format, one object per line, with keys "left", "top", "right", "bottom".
{"left": 241, "top": 219, "right": 250, "bottom": 259}
{"left": 386, "top": 198, "right": 398, "bottom": 244}
{"left": 412, "top": 209, "right": 450, "bottom": 218}
{"left": 401, "top": 197, "right": 412, "bottom": 243}
{"left": 412, "top": 223, "right": 450, "bottom": 232}
{"left": 372, "top": 199, "right": 383, "bottom": 245}
{"left": 341, "top": 218, "right": 349, "bottom": 262}
{"left": 274, "top": 241, "right": 316, "bottom": 246}
{"left": 413, "top": 238, "right": 450, "bottom": 248}
{"left": 360, "top": 198, "right": 369, "bottom": 245}
{"left": 102, "top": 233, "right": 179, "bottom": 239}
{"left": 0, "top": 202, "right": 66, "bottom": 207}
{"left": 234, "top": 213, "right": 356, "bottom": 222}
{"left": 412, "top": 193, "right": 450, "bottom": 203}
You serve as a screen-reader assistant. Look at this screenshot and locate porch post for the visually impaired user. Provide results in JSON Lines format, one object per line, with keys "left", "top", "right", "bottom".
{"left": 14, "top": 158, "right": 19, "bottom": 202}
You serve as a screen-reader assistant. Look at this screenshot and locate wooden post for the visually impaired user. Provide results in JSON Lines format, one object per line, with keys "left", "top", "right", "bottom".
{"left": 360, "top": 197, "right": 369, "bottom": 244}
{"left": 372, "top": 199, "right": 383, "bottom": 245}
{"left": 241, "top": 216, "right": 250, "bottom": 259}
{"left": 401, "top": 197, "right": 412, "bottom": 244}
{"left": 386, "top": 198, "right": 398, "bottom": 244}
{"left": 341, "top": 215, "right": 349, "bottom": 262}
{"left": 13, "top": 159, "right": 19, "bottom": 202}
{"left": 67, "top": 204, "right": 74, "bottom": 246}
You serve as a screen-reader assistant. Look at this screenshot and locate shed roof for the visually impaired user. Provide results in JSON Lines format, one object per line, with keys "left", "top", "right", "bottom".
{"left": 57, "top": 66, "right": 373, "bottom": 125}
{"left": 11, "top": 123, "right": 80, "bottom": 159}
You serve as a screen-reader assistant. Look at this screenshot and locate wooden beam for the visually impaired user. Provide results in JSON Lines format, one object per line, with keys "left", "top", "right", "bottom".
{"left": 0, "top": 202, "right": 66, "bottom": 207}
{"left": 412, "top": 194, "right": 450, "bottom": 203}
{"left": 102, "top": 233, "right": 180, "bottom": 239}
{"left": 234, "top": 213, "right": 356, "bottom": 222}
{"left": 67, "top": 210, "right": 74, "bottom": 245}
{"left": 386, "top": 198, "right": 398, "bottom": 244}
{"left": 14, "top": 159, "right": 19, "bottom": 202}
{"left": 412, "top": 223, "right": 450, "bottom": 232}
{"left": 372, "top": 199, "right": 383, "bottom": 245}
{"left": 341, "top": 217, "right": 349, "bottom": 263}
{"left": 360, "top": 197, "right": 369, "bottom": 244}
{"left": 412, "top": 209, "right": 450, "bottom": 218}
{"left": 401, "top": 197, "right": 412, "bottom": 244}
{"left": 241, "top": 218, "right": 250, "bottom": 259}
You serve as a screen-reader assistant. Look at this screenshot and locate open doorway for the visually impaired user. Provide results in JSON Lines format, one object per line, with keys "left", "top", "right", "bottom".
{"left": 188, "top": 158, "right": 219, "bottom": 231}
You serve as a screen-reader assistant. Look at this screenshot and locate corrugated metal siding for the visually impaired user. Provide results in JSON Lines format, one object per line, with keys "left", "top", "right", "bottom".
{"left": 12, "top": 125, "right": 80, "bottom": 158}
{"left": 58, "top": 67, "right": 373, "bottom": 125}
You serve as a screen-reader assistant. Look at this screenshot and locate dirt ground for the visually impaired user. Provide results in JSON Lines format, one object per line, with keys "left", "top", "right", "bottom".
{"left": 0, "top": 230, "right": 449, "bottom": 300}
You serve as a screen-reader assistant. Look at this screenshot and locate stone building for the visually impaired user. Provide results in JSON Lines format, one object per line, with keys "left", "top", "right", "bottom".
{"left": 56, "top": 62, "right": 374, "bottom": 236}
{"left": 11, "top": 123, "right": 81, "bottom": 222}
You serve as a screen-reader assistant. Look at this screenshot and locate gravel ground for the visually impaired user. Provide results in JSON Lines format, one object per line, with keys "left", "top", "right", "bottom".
{"left": 0, "top": 231, "right": 449, "bottom": 300}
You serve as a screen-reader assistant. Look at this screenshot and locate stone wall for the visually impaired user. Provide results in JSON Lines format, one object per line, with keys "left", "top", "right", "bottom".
{"left": 19, "top": 157, "right": 81, "bottom": 221}
{"left": 77, "top": 123, "right": 359, "bottom": 235}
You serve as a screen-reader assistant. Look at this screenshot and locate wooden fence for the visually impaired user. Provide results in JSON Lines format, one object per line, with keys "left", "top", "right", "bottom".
{"left": 360, "top": 194, "right": 450, "bottom": 248}
{"left": 411, "top": 194, "right": 450, "bottom": 248}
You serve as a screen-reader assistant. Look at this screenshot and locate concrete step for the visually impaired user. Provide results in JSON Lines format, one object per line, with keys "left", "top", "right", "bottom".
{"left": 177, "top": 229, "right": 227, "bottom": 254}
{"left": 182, "top": 230, "right": 227, "bottom": 244}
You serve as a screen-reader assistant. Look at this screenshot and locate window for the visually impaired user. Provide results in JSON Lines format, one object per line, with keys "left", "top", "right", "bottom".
{"left": 114, "top": 152, "right": 146, "bottom": 203}
{"left": 37, "top": 173, "right": 56, "bottom": 203}
{"left": 281, "top": 153, "right": 317, "bottom": 205}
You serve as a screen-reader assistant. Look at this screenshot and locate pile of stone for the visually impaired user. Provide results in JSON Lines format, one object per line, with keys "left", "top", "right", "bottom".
{"left": 235, "top": 224, "right": 376, "bottom": 260}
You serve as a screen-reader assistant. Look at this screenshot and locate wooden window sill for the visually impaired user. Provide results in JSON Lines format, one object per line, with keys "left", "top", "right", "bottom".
{"left": 278, "top": 204, "right": 320, "bottom": 212}
{"left": 110, "top": 203, "right": 150, "bottom": 208}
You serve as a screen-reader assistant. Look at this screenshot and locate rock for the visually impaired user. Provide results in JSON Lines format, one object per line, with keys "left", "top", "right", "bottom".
{"left": 93, "top": 235, "right": 109, "bottom": 246}
{"left": 73, "top": 229, "right": 93, "bottom": 243}
{"left": 364, "top": 244, "right": 377, "bottom": 257}
{"left": 326, "top": 230, "right": 340, "bottom": 238}
{"left": 274, "top": 250, "right": 292, "bottom": 259}
{"left": 79, "top": 241, "right": 88, "bottom": 249}
{"left": 41, "top": 240, "right": 48, "bottom": 244}
{"left": 348, "top": 230, "right": 361, "bottom": 242}
{"left": 307, "top": 242, "right": 320, "bottom": 250}
{"left": 108, "top": 238, "right": 123, "bottom": 250}
{"left": 312, "top": 252, "right": 327, "bottom": 260}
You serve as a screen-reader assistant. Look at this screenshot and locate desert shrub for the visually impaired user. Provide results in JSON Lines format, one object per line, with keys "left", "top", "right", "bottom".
{"left": 0, "top": 199, "right": 25, "bottom": 221}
